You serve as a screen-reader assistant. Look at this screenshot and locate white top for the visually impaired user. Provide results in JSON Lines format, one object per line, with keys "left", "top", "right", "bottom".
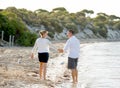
{"left": 64, "top": 36, "right": 80, "bottom": 58}
{"left": 32, "top": 38, "right": 51, "bottom": 53}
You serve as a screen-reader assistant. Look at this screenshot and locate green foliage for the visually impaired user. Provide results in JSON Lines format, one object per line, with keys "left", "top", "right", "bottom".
{"left": 0, "top": 13, "right": 16, "bottom": 41}
{"left": 35, "top": 9, "right": 49, "bottom": 13}
{"left": 95, "top": 16, "right": 107, "bottom": 22}
{"left": 109, "top": 15, "right": 120, "bottom": 21}
{"left": 52, "top": 7, "right": 68, "bottom": 12}
{"left": 98, "top": 28, "right": 107, "bottom": 38}
{"left": 92, "top": 21, "right": 108, "bottom": 38}
{"left": 76, "top": 12, "right": 85, "bottom": 17}
{"left": 65, "top": 23, "right": 78, "bottom": 33}
{"left": 16, "top": 32, "right": 37, "bottom": 46}
{"left": 81, "top": 9, "right": 94, "bottom": 17}
{"left": 76, "top": 16, "right": 87, "bottom": 29}
{"left": 48, "top": 32, "right": 54, "bottom": 38}
{"left": 0, "top": 10, "right": 36, "bottom": 46}
{"left": 113, "top": 21, "right": 120, "bottom": 30}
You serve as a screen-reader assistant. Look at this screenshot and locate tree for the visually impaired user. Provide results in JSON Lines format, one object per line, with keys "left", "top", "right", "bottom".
{"left": 52, "top": 7, "right": 68, "bottom": 13}
{"left": 81, "top": 9, "right": 94, "bottom": 17}
{"left": 76, "top": 12, "right": 85, "bottom": 17}
{"left": 35, "top": 9, "right": 49, "bottom": 13}
{"left": 109, "top": 15, "right": 120, "bottom": 21}
{"left": 97, "top": 12, "right": 108, "bottom": 17}
{"left": 65, "top": 22, "right": 78, "bottom": 33}
{"left": 113, "top": 21, "right": 120, "bottom": 30}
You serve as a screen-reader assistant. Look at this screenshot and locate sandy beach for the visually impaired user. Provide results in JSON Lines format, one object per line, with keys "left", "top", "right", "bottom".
{"left": 0, "top": 41, "right": 120, "bottom": 88}
{"left": 0, "top": 42, "right": 71, "bottom": 88}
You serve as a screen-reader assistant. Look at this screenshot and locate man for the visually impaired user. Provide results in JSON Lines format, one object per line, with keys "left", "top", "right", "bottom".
{"left": 58, "top": 29, "right": 80, "bottom": 84}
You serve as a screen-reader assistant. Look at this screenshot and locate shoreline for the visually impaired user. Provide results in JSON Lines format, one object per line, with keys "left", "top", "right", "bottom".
{"left": 51, "top": 38, "right": 120, "bottom": 44}
{"left": 1, "top": 38, "right": 120, "bottom": 48}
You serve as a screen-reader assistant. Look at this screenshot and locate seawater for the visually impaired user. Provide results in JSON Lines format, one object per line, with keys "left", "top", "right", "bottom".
{"left": 57, "top": 42, "right": 120, "bottom": 88}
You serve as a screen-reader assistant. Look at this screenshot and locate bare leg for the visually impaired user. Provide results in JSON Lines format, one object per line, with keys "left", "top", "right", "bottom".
{"left": 43, "top": 63, "right": 47, "bottom": 80}
{"left": 75, "top": 69, "right": 78, "bottom": 83}
{"left": 39, "top": 62, "right": 43, "bottom": 79}
{"left": 71, "top": 69, "right": 76, "bottom": 83}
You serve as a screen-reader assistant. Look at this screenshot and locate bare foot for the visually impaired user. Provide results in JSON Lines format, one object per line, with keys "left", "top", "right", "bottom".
{"left": 40, "top": 77, "right": 43, "bottom": 80}
{"left": 71, "top": 80, "right": 77, "bottom": 84}
{"left": 76, "top": 80, "right": 78, "bottom": 83}
{"left": 72, "top": 81, "right": 78, "bottom": 84}
{"left": 43, "top": 78, "right": 46, "bottom": 80}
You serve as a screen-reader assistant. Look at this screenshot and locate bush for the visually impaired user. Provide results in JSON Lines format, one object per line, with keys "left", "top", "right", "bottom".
{"left": 113, "top": 21, "right": 120, "bottom": 30}
{"left": 98, "top": 28, "right": 107, "bottom": 38}
{"left": 65, "top": 23, "right": 78, "bottom": 33}
{"left": 48, "top": 32, "right": 54, "bottom": 38}
{"left": 16, "top": 32, "right": 37, "bottom": 46}
{"left": 0, "top": 14, "right": 16, "bottom": 41}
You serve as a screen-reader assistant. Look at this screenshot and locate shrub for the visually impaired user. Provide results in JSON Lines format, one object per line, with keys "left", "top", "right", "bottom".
{"left": 65, "top": 23, "right": 78, "bottom": 33}
{"left": 16, "top": 32, "right": 37, "bottom": 46}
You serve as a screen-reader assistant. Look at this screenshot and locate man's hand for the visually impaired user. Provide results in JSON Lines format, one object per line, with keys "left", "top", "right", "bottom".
{"left": 31, "top": 53, "right": 34, "bottom": 59}
{"left": 58, "top": 49, "right": 64, "bottom": 53}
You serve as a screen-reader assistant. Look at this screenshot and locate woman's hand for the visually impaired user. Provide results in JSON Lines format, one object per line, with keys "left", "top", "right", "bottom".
{"left": 58, "top": 49, "right": 64, "bottom": 53}
{"left": 31, "top": 53, "right": 34, "bottom": 59}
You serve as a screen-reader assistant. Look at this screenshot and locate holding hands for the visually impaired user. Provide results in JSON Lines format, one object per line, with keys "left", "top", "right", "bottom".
{"left": 58, "top": 49, "right": 64, "bottom": 53}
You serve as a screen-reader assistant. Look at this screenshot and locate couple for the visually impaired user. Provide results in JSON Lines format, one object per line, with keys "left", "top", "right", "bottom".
{"left": 31, "top": 29, "right": 80, "bottom": 84}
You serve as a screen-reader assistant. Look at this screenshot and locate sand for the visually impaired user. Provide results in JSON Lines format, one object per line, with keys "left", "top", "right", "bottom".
{"left": 0, "top": 42, "right": 75, "bottom": 88}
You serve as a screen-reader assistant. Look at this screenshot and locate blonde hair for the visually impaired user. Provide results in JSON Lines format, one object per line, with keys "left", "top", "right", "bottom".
{"left": 39, "top": 30, "right": 48, "bottom": 37}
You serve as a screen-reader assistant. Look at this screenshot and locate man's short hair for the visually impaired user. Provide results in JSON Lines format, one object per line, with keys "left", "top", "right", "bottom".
{"left": 68, "top": 29, "right": 74, "bottom": 34}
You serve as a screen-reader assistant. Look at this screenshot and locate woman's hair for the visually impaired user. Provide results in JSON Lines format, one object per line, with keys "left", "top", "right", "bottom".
{"left": 39, "top": 30, "right": 48, "bottom": 37}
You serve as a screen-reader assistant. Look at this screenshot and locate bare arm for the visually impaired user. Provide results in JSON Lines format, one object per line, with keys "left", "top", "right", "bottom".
{"left": 31, "top": 40, "right": 38, "bottom": 59}
{"left": 58, "top": 40, "right": 70, "bottom": 53}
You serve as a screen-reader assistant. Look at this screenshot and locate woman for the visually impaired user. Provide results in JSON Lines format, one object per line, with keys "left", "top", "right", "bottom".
{"left": 31, "top": 30, "right": 51, "bottom": 80}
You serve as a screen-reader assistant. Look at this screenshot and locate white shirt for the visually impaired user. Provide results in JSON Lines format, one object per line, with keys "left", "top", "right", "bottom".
{"left": 64, "top": 36, "right": 80, "bottom": 58}
{"left": 32, "top": 38, "right": 51, "bottom": 53}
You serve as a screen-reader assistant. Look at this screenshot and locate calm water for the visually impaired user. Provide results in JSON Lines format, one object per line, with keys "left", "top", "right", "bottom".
{"left": 57, "top": 42, "right": 120, "bottom": 88}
